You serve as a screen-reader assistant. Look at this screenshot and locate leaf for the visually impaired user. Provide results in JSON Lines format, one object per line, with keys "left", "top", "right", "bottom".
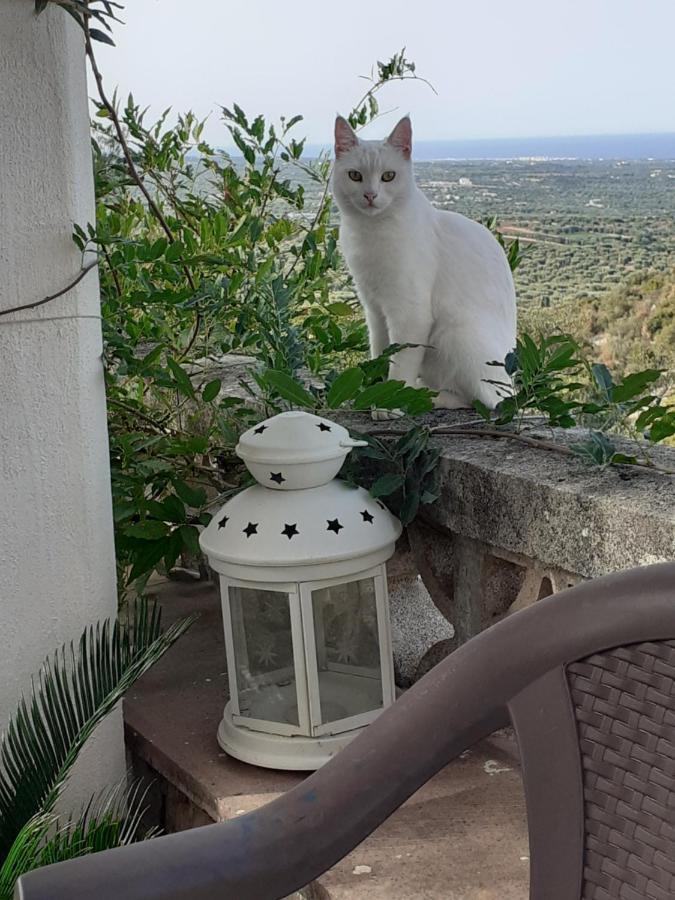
{"left": 591, "top": 363, "right": 614, "bottom": 396}
{"left": 162, "top": 530, "right": 183, "bottom": 575}
{"left": 326, "top": 302, "right": 354, "bottom": 317}
{"left": 503, "top": 350, "right": 519, "bottom": 376}
{"left": 420, "top": 488, "right": 440, "bottom": 505}
{"left": 148, "top": 237, "right": 168, "bottom": 260}
{"left": 395, "top": 386, "right": 435, "bottom": 415}
{"left": 122, "top": 520, "right": 169, "bottom": 540}
{"left": 167, "top": 358, "right": 195, "bottom": 398}
{"left": 611, "top": 369, "right": 663, "bottom": 404}
{"left": 160, "top": 494, "right": 187, "bottom": 523}
{"left": 395, "top": 427, "right": 427, "bottom": 461}
{"left": 0, "top": 601, "right": 193, "bottom": 862}
{"left": 202, "top": 379, "right": 221, "bottom": 402}
{"left": 165, "top": 241, "right": 185, "bottom": 263}
{"left": 399, "top": 490, "right": 420, "bottom": 526}
{"left": 635, "top": 405, "right": 667, "bottom": 431}
{"left": 611, "top": 453, "right": 638, "bottom": 466}
{"left": 571, "top": 431, "right": 616, "bottom": 467}
{"left": 326, "top": 368, "right": 364, "bottom": 408}
{"left": 370, "top": 473, "right": 405, "bottom": 498}
{"left": 353, "top": 380, "right": 404, "bottom": 410}
{"left": 173, "top": 479, "right": 206, "bottom": 508}
{"left": 128, "top": 538, "right": 174, "bottom": 581}
{"left": 263, "top": 370, "right": 315, "bottom": 408}
{"left": 473, "top": 399, "right": 492, "bottom": 421}
{"left": 178, "top": 524, "right": 201, "bottom": 556}
{"left": 649, "top": 414, "right": 675, "bottom": 443}
{"left": 88, "top": 28, "right": 115, "bottom": 46}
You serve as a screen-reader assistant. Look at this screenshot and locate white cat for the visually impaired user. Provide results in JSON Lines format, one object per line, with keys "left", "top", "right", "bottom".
{"left": 332, "top": 115, "right": 517, "bottom": 411}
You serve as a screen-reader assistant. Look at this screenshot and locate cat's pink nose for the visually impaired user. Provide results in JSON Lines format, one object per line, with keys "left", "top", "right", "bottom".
{"left": 364, "top": 191, "right": 378, "bottom": 204}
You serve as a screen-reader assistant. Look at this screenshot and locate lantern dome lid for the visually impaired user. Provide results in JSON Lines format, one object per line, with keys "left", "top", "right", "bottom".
{"left": 236, "top": 411, "right": 367, "bottom": 491}
{"left": 199, "top": 478, "right": 402, "bottom": 571}
{"left": 236, "top": 411, "right": 364, "bottom": 467}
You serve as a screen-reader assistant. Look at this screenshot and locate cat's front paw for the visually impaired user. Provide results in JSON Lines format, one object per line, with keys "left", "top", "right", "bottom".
{"left": 433, "top": 390, "right": 471, "bottom": 410}
{"left": 371, "top": 408, "right": 405, "bottom": 421}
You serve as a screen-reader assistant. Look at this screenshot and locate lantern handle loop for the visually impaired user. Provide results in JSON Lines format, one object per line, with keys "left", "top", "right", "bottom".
{"left": 339, "top": 438, "right": 368, "bottom": 449}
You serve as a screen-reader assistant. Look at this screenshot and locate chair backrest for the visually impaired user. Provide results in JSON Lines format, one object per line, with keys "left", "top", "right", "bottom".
{"left": 511, "top": 638, "right": 675, "bottom": 900}
{"left": 16, "top": 562, "right": 675, "bottom": 900}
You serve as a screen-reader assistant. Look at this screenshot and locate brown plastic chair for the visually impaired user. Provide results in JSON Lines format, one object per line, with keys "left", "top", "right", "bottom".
{"left": 16, "top": 561, "right": 675, "bottom": 900}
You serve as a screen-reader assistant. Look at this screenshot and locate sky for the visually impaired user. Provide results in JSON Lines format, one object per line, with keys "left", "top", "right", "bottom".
{"left": 95, "top": 0, "right": 675, "bottom": 146}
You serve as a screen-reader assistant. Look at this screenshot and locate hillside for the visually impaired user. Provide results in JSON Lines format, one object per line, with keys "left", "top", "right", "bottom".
{"left": 520, "top": 268, "right": 675, "bottom": 382}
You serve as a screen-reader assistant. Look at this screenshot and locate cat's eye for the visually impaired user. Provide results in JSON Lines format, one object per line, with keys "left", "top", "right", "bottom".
{"left": 381, "top": 171, "right": 396, "bottom": 182}
{"left": 348, "top": 170, "right": 363, "bottom": 182}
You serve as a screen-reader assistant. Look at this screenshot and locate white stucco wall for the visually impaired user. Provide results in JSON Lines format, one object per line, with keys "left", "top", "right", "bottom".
{"left": 0, "top": 1, "right": 124, "bottom": 798}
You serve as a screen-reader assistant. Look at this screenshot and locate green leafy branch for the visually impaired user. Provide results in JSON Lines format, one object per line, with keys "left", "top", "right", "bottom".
{"left": 472, "top": 333, "right": 675, "bottom": 472}
{"left": 341, "top": 427, "right": 441, "bottom": 526}
{"left": 258, "top": 343, "right": 436, "bottom": 417}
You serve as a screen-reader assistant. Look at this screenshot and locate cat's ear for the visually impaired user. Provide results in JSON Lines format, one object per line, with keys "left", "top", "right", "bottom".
{"left": 386, "top": 115, "right": 412, "bottom": 160}
{"left": 334, "top": 115, "right": 358, "bottom": 158}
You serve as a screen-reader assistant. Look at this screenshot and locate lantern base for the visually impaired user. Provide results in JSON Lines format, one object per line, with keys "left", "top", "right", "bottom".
{"left": 217, "top": 702, "right": 364, "bottom": 771}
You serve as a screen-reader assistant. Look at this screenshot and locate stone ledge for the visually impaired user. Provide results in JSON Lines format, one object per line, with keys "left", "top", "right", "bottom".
{"left": 337, "top": 410, "right": 675, "bottom": 579}
{"left": 333, "top": 410, "right": 675, "bottom": 667}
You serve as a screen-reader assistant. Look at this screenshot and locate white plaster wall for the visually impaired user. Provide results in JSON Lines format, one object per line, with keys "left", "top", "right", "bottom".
{"left": 0, "top": 1, "right": 125, "bottom": 801}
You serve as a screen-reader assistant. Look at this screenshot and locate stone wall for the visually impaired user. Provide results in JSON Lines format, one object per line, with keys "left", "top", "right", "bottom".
{"left": 337, "top": 411, "right": 675, "bottom": 682}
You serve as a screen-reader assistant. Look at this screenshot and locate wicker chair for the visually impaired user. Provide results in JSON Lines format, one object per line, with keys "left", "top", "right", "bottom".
{"left": 16, "top": 562, "right": 675, "bottom": 900}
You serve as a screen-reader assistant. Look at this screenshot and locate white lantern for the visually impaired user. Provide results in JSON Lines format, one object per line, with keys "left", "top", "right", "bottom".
{"left": 199, "top": 411, "right": 402, "bottom": 770}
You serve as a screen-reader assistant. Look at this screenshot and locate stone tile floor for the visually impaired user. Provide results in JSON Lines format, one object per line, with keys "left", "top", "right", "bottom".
{"left": 125, "top": 575, "right": 529, "bottom": 899}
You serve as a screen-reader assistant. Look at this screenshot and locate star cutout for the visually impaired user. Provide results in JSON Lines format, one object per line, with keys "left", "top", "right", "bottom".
{"left": 256, "top": 645, "right": 277, "bottom": 666}
{"left": 243, "top": 522, "right": 258, "bottom": 538}
{"left": 253, "top": 424, "right": 268, "bottom": 435}
{"left": 316, "top": 422, "right": 331, "bottom": 432}
{"left": 218, "top": 514, "right": 229, "bottom": 529}
{"left": 360, "top": 510, "right": 374, "bottom": 524}
{"left": 327, "top": 518, "right": 343, "bottom": 534}
{"left": 282, "top": 523, "right": 299, "bottom": 540}
{"left": 270, "top": 471, "right": 286, "bottom": 484}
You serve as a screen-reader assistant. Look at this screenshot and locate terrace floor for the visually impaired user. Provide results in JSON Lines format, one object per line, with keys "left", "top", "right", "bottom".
{"left": 125, "top": 575, "right": 529, "bottom": 899}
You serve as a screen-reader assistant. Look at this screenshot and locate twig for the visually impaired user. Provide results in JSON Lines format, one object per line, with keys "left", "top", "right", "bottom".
{"left": 366, "top": 424, "right": 675, "bottom": 476}
{"left": 368, "top": 424, "right": 575, "bottom": 455}
{"left": 0, "top": 260, "right": 97, "bottom": 319}
{"left": 101, "top": 244, "right": 122, "bottom": 297}
{"left": 84, "top": 27, "right": 180, "bottom": 262}
{"left": 83, "top": 18, "right": 202, "bottom": 352}
{"left": 430, "top": 426, "right": 579, "bottom": 455}
{"left": 107, "top": 398, "right": 170, "bottom": 431}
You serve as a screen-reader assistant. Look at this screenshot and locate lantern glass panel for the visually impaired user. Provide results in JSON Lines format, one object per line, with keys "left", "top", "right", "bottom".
{"left": 229, "top": 586, "right": 299, "bottom": 726}
{"left": 311, "top": 577, "right": 383, "bottom": 723}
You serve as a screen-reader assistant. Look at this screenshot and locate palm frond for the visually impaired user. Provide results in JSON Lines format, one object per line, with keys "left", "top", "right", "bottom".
{"left": 0, "top": 780, "right": 160, "bottom": 899}
{"left": 0, "top": 599, "right": 193, "bottom": 861}
{"left": 0, "top": 815, "right": 51, "bottom": 900}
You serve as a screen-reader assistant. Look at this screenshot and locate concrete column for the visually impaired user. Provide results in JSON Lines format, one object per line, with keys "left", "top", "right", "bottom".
{"left": 0, "top": 2, "right": 124, "bottom": 795}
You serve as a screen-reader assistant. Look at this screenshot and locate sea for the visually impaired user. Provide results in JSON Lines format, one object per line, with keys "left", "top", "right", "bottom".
{"left": 293, "top": 132, "right": 675, "bottom": 162}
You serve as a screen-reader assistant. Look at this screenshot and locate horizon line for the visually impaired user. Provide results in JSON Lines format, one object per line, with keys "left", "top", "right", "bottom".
{"left": 302, "top": 130, "right": 675, "bottom": 145}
